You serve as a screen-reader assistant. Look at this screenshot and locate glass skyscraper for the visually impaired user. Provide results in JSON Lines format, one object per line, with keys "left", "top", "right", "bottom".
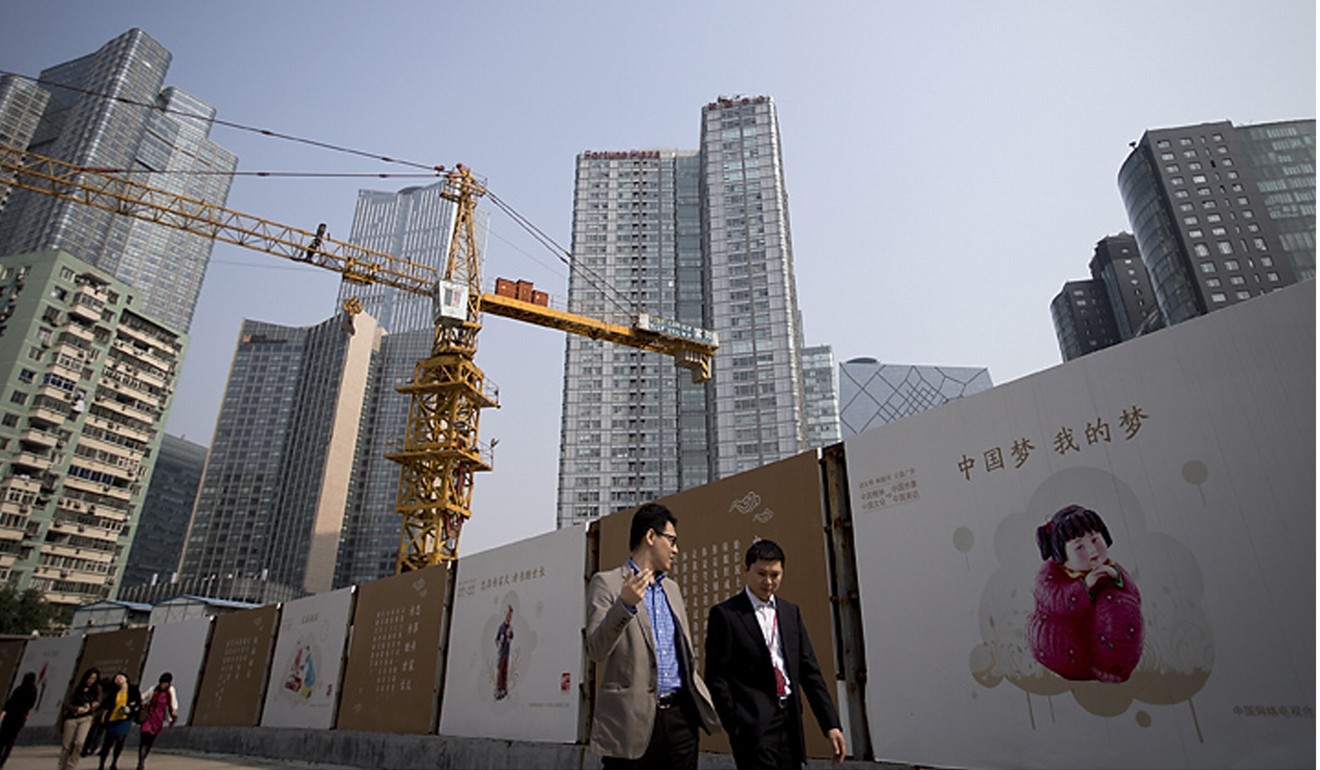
{"left": 557, "top": 95, "right": 815, "bottom": 528}
{"left": 0, "top": 28, "right": 236, "bottom": 333}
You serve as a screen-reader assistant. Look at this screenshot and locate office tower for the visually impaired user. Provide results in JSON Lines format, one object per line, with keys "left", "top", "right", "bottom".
{"left": 333, "top": 182, "right": 490, "bottom": 335}
{"left": 1051, "top": 280, "right": 1121, "bottom": 361}
{"left": 179, "top": 314, "right": 381, "bottom": 602}
{"left": 0, "top": 74, "right": 50, "bottom": 215}
{"left": 838, "top": 360, "right": 993, "bottom": 438}
{"left": 1089, "top": 233, "right": 1161, "bottom": 340}
{"left": 1118, "top": 119, "right": 1311, "bottom": 327}
{"left": 1237, "top": 120, "right": 1316, "bottom": 281}
{"left": 1051, "top": 234, "right": 1161, "bottom": 361}
{"left": 0, "top": 29, "right": 236, "bottom": 333}
{"left": 327, "top": 184, "right": 488, "bottom": 586}
{"left": 802, "top": 344, "right": 841, "bottom": 448}
{"left": 557, "top": 95, "right": 813, "bottom": 528}
{"left": 0, "top": 250, "right": 184, "bottom": 608}
{"left": 120, "top": 433, "right": 205, "bottom": 590}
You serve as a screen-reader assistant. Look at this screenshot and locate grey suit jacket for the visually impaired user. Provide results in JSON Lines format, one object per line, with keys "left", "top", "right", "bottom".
{"left": 584, "top": 563, "right": 720, "bottom": 759}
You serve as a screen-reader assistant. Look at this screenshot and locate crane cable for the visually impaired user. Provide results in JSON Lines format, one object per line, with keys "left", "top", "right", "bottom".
{"left": 2, "top": 68, "right": 638, "bottom": 316}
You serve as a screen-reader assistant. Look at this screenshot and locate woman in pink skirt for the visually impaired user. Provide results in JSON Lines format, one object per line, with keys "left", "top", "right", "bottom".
{"left": 134, "top": 673, "right": 177, "bottom": 770}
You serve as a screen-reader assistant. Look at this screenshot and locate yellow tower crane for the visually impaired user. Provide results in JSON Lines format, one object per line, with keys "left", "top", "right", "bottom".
{"left": 0, "top": 145, "right": 718, "bottom": 571}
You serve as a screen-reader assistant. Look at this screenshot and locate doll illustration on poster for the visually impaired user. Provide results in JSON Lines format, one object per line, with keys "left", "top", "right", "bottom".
{"left": 1027, "top": 504, "right": 1144, "bottom": 683}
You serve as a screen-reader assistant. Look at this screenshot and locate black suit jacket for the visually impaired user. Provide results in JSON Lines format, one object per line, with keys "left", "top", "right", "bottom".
{"left": 705, "top": 591, "right": 841, "bottom": 761}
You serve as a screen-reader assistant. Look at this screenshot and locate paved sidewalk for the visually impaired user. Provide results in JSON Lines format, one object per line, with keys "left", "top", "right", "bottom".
{"left": 1, "top": 744, "right": 359, "bottom": 770}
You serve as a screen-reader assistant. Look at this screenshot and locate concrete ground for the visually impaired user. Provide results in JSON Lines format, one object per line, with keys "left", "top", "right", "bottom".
{"left": 1, "top": 743, "right": 359, "bottom": 770}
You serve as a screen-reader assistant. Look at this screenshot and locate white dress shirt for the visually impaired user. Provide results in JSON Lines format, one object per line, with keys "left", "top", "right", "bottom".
{"left": 745, "top": 587, "right": 791, "bottom": 697}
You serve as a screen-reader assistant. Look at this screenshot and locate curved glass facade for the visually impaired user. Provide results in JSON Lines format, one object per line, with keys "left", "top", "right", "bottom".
{"left": 1118, "top": 148, "right": 1203, "bottom": 324}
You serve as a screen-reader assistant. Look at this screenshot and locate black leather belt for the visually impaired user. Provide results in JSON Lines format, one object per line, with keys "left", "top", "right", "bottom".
{"left": 657, "top": 693, "right": 680, "bottom": 709}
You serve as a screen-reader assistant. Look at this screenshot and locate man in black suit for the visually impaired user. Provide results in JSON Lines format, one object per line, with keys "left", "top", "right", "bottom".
{"left": 705, "top": 539, "right": 847, "bottom": 769}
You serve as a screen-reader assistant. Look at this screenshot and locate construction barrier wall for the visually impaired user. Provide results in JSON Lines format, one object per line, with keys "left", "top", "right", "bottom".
{"left": 0, "top": 281, "right": 1311, "bottom": 769}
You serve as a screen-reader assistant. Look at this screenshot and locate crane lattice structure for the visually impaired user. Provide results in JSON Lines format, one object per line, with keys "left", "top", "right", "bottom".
{"left": 0, "top": 145, "right": 717, "bottom": 570}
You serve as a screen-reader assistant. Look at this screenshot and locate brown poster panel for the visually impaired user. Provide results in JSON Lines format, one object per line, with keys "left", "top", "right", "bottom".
{"left": 190, "top": 604, "right": 280, "bottom": 727}
{"left": 597, "top": 451, "right": 839, "bottom": 758}
{"left": 337, "top": 564, "right": 448, "bottom": 733}
{"left": 74, "top": 628, "right": 151, "bottom": 688}
{"left": 0, "top": 639, "right": 26, "bottom": 695}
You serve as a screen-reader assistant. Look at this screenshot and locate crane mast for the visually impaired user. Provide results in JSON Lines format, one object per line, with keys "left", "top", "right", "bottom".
{"left": 0, "top": 145, "right": 717, "bottom": 568}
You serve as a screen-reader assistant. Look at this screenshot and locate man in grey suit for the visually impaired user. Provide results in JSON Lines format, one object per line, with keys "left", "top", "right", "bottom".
{"left": 585, "top": 502, "right": 720, "bottom": 769}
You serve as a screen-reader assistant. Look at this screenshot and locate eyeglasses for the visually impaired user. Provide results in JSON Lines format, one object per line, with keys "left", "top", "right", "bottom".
{"left": 654, "top": 531, "right": 678, "bottom": 547}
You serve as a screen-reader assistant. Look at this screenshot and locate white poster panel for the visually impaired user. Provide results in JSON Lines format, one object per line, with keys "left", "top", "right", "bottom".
{"left": 140, "top": 617, "right": 212, "bottom": 726}
{"left": 440, "top": 524, "right": 586, "bottom": 742}
{"left": 17, "top": 635, "right": 83, "bottom": 727}
{"left": 845, "top": 283, "right": 1314, "bottom": 770}
{"left": 260, "top": 587, "right": 354, "bottom": 729}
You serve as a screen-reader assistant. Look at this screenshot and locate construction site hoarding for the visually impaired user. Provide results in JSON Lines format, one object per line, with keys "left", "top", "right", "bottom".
{"left": 16, "top": 634, "right": 82, "bottom": 727}
{"left": 0, "top": 639, "right": 24, "bottom": 697}
{"left": 74, "top": 627, "right": 151, "bottom": 690}
{"left": 598, "top": 450, "right": 839, "bottom": 758}
{"left": 139, "top": 616, "right": 212, "bottom": 726}
{"left": 261, "top": 587, "right": 354, "bottom": 729}
{"left": 440, "top": 524, "right": 587, "bottom": 742}
{"left": 190, "top": 604, "right": 280, "bottom": 727}
{"left": 337, "top": 564, "right": 448, "bottom": 733}
{"left": 844, "top": 282, "right": 1315, "bottom": 769}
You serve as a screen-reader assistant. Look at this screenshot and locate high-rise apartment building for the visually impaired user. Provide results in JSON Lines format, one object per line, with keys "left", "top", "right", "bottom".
{"left": 0, "top": 250, "right": 184, "bottom": 608}
{"left": 179, "top": 314, "right": 381, "bottom": 602}
{"left": 1117, "top": 119, "right": 1311, "bottom": 327}
{"left": 557, "top": 95, "right": 813, "bottom": 528}
{"left": 120, "top": 432, "right": 205, "bottom": 590}
{"left": 838, "top": 360, "right": 992, "bottom": 438}
{"left": 0, "top": 74, "right": 50, "bottom": 216}
{"left": 0, "top": 29, "right": 236, "bottom": 333}
{"left": 701, "top": 96, "right": 810, "bottom": 477}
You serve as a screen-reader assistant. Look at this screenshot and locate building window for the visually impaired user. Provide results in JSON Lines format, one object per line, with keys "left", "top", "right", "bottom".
{"left": 17, "top": 369, "right": 34, "bottom": 383}
{"left": 1157, "top": 139, "right": 1171, "bottom": 149}
{"left": 1240, "top": 209, "right": 1253, "bottom": 219}
{"left": 1199, "top": 262, "right": 1217, "bottom": 274}
{"left": 1205, "top": 277, "right": 1222, "bottom": 288}
{"left": 9, "top": 391, "right": 26, "bottom": 406}
{"left": 1179, "top": 137, "right": 1193, "bottom": 146}
{"left": 1267, "top": 272, "right": 1279, "bottom": 282}
{"left": 59, "top": 267, "right": 75, "bottom": 281}
{"left": 1235, "top": 291, "right": 1251, "bottom": 300}
{"left": 1192, "top": 174, "right": 1207, "bottom": 184}
{"left": 0, "top": 414, "right": 16, "bottom": 428}
{"left": 1183, "top": 149, "right": 1198, "bottom": 158}
{"left": 1224, "top": 259, "right": 1240, "bottom": 270}
{"left": 1188, "top": 161, "right": 1203, "bottom": 170}
{"left": 1171, "top": 177, "right": 1185, "bottom": 186}
{"left": 1175, "top": 189, "right": 1190, "bottom": 199}
{"left": 1206, "top": 213, "right": 1223, "bottom": 223}
{"left": 1180, "top": 203, "right": 1195, "bottom": 213}
{"left": 1165, "top": 164, "right": 1181, "bottom": 173}
{"left": 1260, "top": 256, "right": 1274, "bottom": 267}
{"left": 1210, "top": 292, "right": 1227, "bottom": 303}
{"left": 1211, "top": 226, "right": 1227, "bottom": 236}
{"left": 1229, "top": 275, "right": 1246, "bottom": 286}
{"left": 1183, "top": 215, "right": 1199, "bottom": 225}
{"left": 1197, "top": 187, "right": 1211, "bottom": 197}
{"left": 1188, "top": 229, "right": 1204, "bottom": 238}
{"left": 1218, "top": 242, "right": 1234, "bottom": 255}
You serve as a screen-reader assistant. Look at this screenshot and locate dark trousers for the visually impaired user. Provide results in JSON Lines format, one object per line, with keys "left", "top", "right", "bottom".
{"left": 601, "top": 693, "right": 699, "bottom": 770}
{"left": 730, "top": 702, "right": 801, "bottom": 770}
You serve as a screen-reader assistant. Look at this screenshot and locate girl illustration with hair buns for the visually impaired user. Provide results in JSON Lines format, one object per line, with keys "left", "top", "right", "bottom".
{"left": 1027, "top": 504, "right": 1144, "bottom": 683}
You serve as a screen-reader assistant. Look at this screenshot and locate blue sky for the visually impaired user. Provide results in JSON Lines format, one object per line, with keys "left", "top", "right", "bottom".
{"left": 2, "top": 1, "right": 1314, "bottom": 555}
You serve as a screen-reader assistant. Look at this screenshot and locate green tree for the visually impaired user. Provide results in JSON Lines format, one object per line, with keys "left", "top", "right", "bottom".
{"left": 0, "top": 583, "right": 65, "bottom": 635}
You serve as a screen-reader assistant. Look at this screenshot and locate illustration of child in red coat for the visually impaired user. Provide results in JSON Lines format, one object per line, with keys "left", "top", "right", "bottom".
{"left": 1026, "top": 504, "right": 1143, "bottom": 683}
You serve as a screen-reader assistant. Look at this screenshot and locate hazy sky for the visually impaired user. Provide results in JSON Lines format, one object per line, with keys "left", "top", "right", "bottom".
{"left": 1, "top": 1, "right": 1314, "bottom": 556}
